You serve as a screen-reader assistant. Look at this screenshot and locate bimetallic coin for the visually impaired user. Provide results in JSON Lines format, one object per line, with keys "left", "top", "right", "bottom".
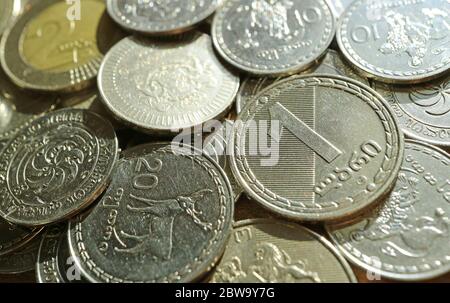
{"left": 107, "top": 0, "right": 220, "bottom": 35}
{"left": 327, "top": 140, "right": 450, "bottom": 281}
{"left": 0, "top": 0, "right": 23, "bottom": 36}
{"left": 98, "top": 33, "right": 239, "bottom": 134}
{"left": 374, "top": 75, "right": 450, "bottom": 147}
{"left": 0, "top": 217, "right": 42, "bottom": 257}
{"left": 0, "top": 232, "right": 41, "bottom": 274}
{"left": 212, "top": 0, "right": 335, "bottom": 76}
{"left": 0, "top": 109, "right": 119, "bottom": 226}
{"left": 236, "top": 49, "right": 369, "bottom": 113}
{"left": 210, "top": 219, "right": 356, "bottom": 283}
{"left": 0, "top": 0, "right": 124, "bottom": 92}
{"left": 338, "top": 0, "right": 450, "bottom": 84}
{"left": 230, "top": 75, "right": 404, "bottom": 221}
{"left": 69, "top": 144, "right": 234, "bottom": 282}
{"left": 326, "top": 0, "right": 355, "bottom": 19}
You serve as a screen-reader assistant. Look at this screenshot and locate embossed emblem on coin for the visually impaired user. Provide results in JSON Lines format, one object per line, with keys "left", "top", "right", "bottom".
{"left": 230, "top": 75, "right": 404, "bottom": 221}
{"left": 68, "top": 144, "right": 234, "bottom": 282}
{"left": 327, "top": 140, "right": 450, "bottom": 281}
{"left": 210, "top": 219, "right": 356, "bottom": 282}
{"left": 0, "top": 109, "right": 118, "bottom": 226}
{"left": 338, "top": 0, "right": 450, "bottom": 83}
{"left": 212, "top": 0, "right": 335, "bottom": 76}
{"left": 0, "top": 232, "right": 41, "bottom": 274}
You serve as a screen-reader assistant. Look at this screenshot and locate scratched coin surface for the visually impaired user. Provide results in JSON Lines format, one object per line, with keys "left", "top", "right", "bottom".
{"left": 68, "top": 143, "right": 234, "bottom": 282}
{"left": 0, "top": 217, "right": 42, "bottom": 257}
{"left": 98, "top": 33, "right": 239, "bottom": 134}
{"left": 212, "top": 0, "right": 335, "bottom": 76}
{"left": 230, "top": 75, "right": 404, "bottom": 221}
{"left": 0, "top": 109, "right": 119, "bottom": 226}
{"left": 374, "top": 75, "right": 450, "bottom": 147}
{"left": 210, "top": 219, "right": 356, "bottom": 283}
{"left": 0, "top": 232, "right": 41, "bottom": 274}
{"left": 337, "top": 0, "right": 450, "bottom": 84}
{"left": 236, "top": 49, "right": 369, "bottom": 113}
{"left": 327, "top": 140, "right": 450, "bottom": 281}
{"left": 106, "top": 0, "right": 220, "bottom": 35}
{"left": 0, "top": 0, "right": 123, "bottom": 92}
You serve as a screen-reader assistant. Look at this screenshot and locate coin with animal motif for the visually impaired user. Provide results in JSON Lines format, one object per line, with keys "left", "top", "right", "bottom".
{"left": 0, "top": 231, "right": 41, "bottom": 274}
{"left": 327, "top": 140, "right": 450, "bottom": 281}
{"left": 0, "top": 109, "right": 119, "bottom": 226}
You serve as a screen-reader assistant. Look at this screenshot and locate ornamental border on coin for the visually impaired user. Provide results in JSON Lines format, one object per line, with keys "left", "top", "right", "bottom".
{"left": 0, "top": 109, "right": 119, "bottom": 226}
{"left": 326, "top": 140, "right": 450, "bottom": 281}
{"left": 212, "top": 0, "right": 335, "bottom": 76}
{"left": 0, "top": 0, "right": 106, "bottom": 92}
{"left": 69, "top": 144, "right": 234, "bottom": 283}
{"left": 230, "top": 74, "right": 404, "bottom": 221}
{"left": 106, "top": 0, "right": 220, "bottom": 35}
{"left": 337, "top": 0, "right": 450, "bottom": 84}
{"left": 36, "top": 224, "right": 66, "bottom": 283}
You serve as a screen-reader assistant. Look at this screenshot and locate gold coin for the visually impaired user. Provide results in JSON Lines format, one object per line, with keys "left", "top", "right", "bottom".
{"left": 1, "top": 0, "right": 124, "bottom": 92}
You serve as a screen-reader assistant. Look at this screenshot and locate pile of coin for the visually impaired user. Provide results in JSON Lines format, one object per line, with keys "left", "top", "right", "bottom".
{"left": 0, "top": 0, "right": 449, "bottom": 283}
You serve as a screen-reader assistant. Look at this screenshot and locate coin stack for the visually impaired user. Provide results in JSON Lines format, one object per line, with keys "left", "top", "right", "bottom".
{"left": 0, "top": 0, "right": 449, "bottom": 284}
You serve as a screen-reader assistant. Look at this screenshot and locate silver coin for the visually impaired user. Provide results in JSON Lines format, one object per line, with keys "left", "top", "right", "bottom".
{"left": 0, "top": 109, "right": 119, "bottom": 226}
{"left": 374, "top": 75, "right": 450, "bottom": 147}
{"left": 326, "top": 0, "right": 355, "bottom": 19}
{"left": 212, "top": 0, "right": 335, "bottom": 76}
{"left": 327, "top": 140, "right": 450, "bottom": 281}
{"left": 337, "top": 0, "right": 450, "bottom": 84}
{"left": 0, "top": 217, "right": 42, "bottom": 257}
{"left": 0, "top": 232, "right": 41, "bottom": 274}
{"left": 68, "top": 143, "right": 234, "bottom": 282}
{"left": 236, "top": 49, "right": 369, "bottom": 113}
{"left": 106, "top": 0, "right": 220, "bottom": 35}
{"left": 210, "top": 219, "right": 356, "bottom": 283}
{"left": 98, "top": 33, "right": 239, "bottom": 134}
{"left": 230, "top": 74, "right": 404, "bottom": 221}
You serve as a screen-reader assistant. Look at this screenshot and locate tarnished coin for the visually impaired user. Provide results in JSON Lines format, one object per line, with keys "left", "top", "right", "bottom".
{"left": 338, "top": 0, "right": 450, "bottom": 84}
{"left": 0, "top": 0, "right": 123, "bottom": 92}
{"left": 236, "top": 49, "right": 369, "bottom": 113}
{"left": 210, "top": 219, "right": 356, "bottom": 283}
{"left": 68, "top": 143, "right": 234, "bottom": 282}
{"left": 326, "top": 0, "right": 355, "bottom": 19}
{"left": 374, "top": 75, "right": 450, "bottom": 147}
{"left": 0, "top": 217, "right": 42, "bottom": 257}
{"left": 0, "top": 109, "right": 119, "bottom": 226}
{"left": 0, "top": 232, "right": 41, "bottom": 274}
{"left": 0, "top": 0, "right": 23, "bottom": 36}
{"left": 230, "top": 75, "right": 404, "bottom": 221}
{"left": 98, "top": 33, "right": 239, "bottom": 134}
{"left": 106, "top": 0, "right": 220, "bottom": 35}
{"left": 212, "top": 0, "right": 335, "bottom": 76}
{"left": 327, "top": 140, "right": 450, "bottom": 281}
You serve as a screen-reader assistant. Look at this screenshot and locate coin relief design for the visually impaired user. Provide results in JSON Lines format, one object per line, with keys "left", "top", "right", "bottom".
{"left": 338, "top": 0, "right": 450, "bottom": 83}
{"left": 328, "top": 140, "right": 450, "bottom": 281}
{"left": 69, "top": 144, "right": 234, "bottom": 282}
{"left": 212, "top": 0, "right": 335, "bottom": 75}
{"left": 0, "top": 109, "right": 118, "bottom": 226}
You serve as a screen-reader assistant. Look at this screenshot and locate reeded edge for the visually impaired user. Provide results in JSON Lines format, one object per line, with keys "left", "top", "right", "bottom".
{"left": 230, "top": 74, "right": 405, "bottom": 222}
{"left": 325, "top": 139, "right": 450, "bottom": 281}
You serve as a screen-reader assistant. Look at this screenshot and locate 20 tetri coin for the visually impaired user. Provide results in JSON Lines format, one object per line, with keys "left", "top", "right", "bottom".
{"left": 0, "top": 0, "right": 123, "bottom": 92}
{"left": 0, "top": 217, "right": 42, "bottom": 257}
{"left": 0, "top": 109, "right": 119, "bottom": 226}
{"left": 212, "top": 0, "right": 335, "bottom": 76}
{"left": 326, "top": 0, "right": 355, "bottom": 19}
{"left": 210, "top": 219, "right": 356, "bottom": 283}
{"left": 68, "top": 143, "right": 234, "bottom": 282}
{"left": 0, "top": 0, "right": 22, "bottom": 36}
{"left": 236, "top": 49, "right": 369, "bottom": 113}
{"left": 374, "top": 75, "right": 450, "bottom": 147}
{"left": 106, "top": 0, "right": 220, "bottom": 35}
{"left": 337, "top": 0, "right": 450, "bottom": 84}
{"left": 98, "top": 33, "right": 239, "bottom": 134}
{"left": 327, "top": 140, "right": 450, "bottom": 281}
{"left": 230, "top": 75, "right": 404, "bottom": 221}
{"left": 0, "top": 232, "right": 41, "bottom": 274}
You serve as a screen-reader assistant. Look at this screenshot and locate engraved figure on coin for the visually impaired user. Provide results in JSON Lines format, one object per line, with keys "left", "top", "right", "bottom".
{"left": 212, "top": 257, "right": 247, "bottom": 282}
{"left": 409, "top": 79, "right": 450, "bottom": 117}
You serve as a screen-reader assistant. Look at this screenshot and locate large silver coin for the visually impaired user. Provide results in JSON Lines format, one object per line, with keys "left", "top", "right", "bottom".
{"left": 326, "top": 0, "right": 355, "bottom": 19}
{"left": 374, "top": 75, "right": 450, "bottom": 147}
{"left": 230, "top": 75, "right": 404, "bottom": 221}
{"left": 106, "top": 0, "right": 220, "bottom": 35}
{"left": 338, "top": 0, "right": 450, "bottom": 84}
{"left": 327, "top": 140, "right": 450, "bottom": 281}
{"left": 210, "top": 219, "right": 356, "bottom": 283}
{"left": 0, "top": 217, "right": 42, "bottom": 257}
{"left": 68, "top": 143, "right": 234, "bottom": 282}
{"left": 0, "top": 232, "right": 41, "bottom": 274}
{"left": 0, "top": 109, "right": 119, "bottom": 226}
{"left": 212, "top": 0, "right": 335, "bottom": 76}
{"left": 98, "top": 33, "right": 239, "bottom": 134}
{"left": 236, "top": 49, "right": 369, "bottom": 113}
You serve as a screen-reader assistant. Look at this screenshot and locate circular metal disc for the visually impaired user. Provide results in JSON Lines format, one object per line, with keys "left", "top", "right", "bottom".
{"left": 0, "top": 231, "right": 41, "bottom": 274}
{"left": 230, "top": 74, "right": 404, "bottom": 221}
{"left": 0, "top": 217, "right": 42, "bottom": 257}
{"left": 327, "top": 140, "right": 450, "bottom": 281}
